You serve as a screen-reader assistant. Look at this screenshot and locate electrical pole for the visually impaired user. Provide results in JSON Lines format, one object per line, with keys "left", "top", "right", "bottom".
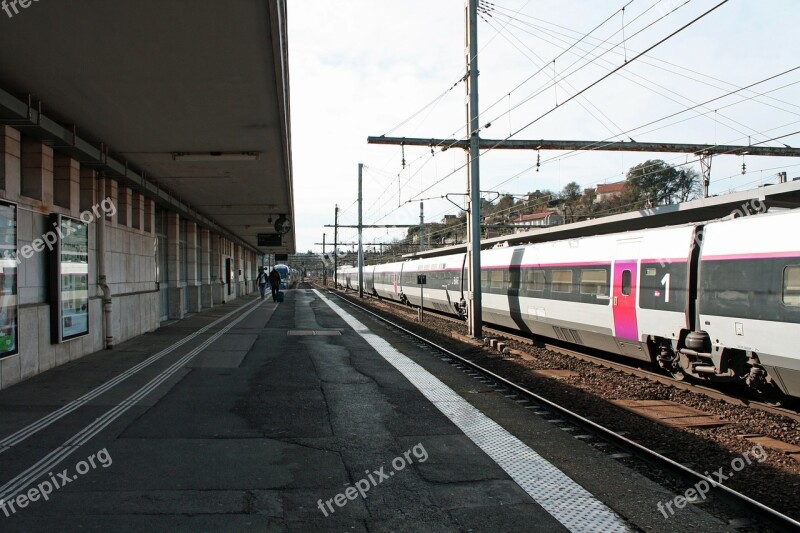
{"left": 419, "top": 202, "right": 425, "bottom": 252}
{"left": 466, "top": 0, "right": 482, "bottom": 338}
{"left": 334, "top": 205, "right": 339, "bottom": 288}
{"left": 358, "top": 163, "right": 364, "bottom": 299}
{"left": 322, "top": 233, "right": 327, "bottom": 286}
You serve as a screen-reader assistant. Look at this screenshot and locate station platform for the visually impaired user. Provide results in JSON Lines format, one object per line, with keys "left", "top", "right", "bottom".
{"left": 0, "top": 289, "right": 732, "bottom": 532}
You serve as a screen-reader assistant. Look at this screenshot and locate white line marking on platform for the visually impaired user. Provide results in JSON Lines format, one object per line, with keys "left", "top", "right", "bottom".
{"left": 317, "top": 290, "right": 629, "bottom": 533}
{"left": 0, "top": 301, "right": 265, "bottom": 503}
{"left": 0, "top": 298, "right": 263, "bottom": 454}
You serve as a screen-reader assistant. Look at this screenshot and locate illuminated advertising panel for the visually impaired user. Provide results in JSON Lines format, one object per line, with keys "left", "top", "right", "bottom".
{"left": 0, "top": 202, "right": 17, "bottom": 358}
{"left": 49, "top": 215, "right": 89, "bottom": 342}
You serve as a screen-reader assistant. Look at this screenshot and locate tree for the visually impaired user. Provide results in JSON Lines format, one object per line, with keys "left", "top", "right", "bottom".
{"left": 675, "top": 167, "right": 702, "bottom": 202}
{"left": 625, "top": 159, "right": 700, "bottom": 207}
{"left": 560, "top": 181, "right": 582, "bottom": 204}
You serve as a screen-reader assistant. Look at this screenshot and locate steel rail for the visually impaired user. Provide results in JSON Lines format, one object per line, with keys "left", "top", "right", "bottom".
{"left": 329, "top": 289, "right": 800, "bottom": 532}
{"left": 341, "top": 285, "right": 800, "bottom": 422}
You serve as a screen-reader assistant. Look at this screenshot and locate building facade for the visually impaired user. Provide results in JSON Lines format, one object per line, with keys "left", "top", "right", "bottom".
{"left": 0, "top": 126, "right": 262, "bottom": 390}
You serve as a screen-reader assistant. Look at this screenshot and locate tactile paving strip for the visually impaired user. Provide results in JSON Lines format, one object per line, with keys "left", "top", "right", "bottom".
{"left": 315, "top": 290, "right": 630, "bottom": 533}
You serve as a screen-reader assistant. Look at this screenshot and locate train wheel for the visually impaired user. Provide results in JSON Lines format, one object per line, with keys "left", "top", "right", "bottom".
{"left": 657, "top": 346, "right": 686, "bottom": 381}
{"left": 669, "top": 368, "right": 687, "bottom": 382}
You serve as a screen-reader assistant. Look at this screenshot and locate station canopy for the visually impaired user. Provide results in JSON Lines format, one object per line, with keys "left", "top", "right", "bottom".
{"left": 0, "top": 0, "right": 294, "bottom": 254}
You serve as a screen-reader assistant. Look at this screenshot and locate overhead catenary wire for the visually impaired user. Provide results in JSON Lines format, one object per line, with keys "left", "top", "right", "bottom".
{"left": 366, "top": 1, "right": 660, "bottom": 225}
{"left": 487, "top": 7, "right": 796, "bottom": 147}
{"left": 364, "top": 1, "right": 674, "bottom": 227}
{"left": 489, "top": 3, "right": 800, "bottom": 117}
{"left": 361, "top": 1, "right": 798, "bottom": 245}
{"left": 400, "top": 0, "right": 732, "bottom": 206}
{"left": 381, "top": 1, "right": 795, "bottom": 218}
{"left": 475, "top": 0, "right": 691, "bottom": 140}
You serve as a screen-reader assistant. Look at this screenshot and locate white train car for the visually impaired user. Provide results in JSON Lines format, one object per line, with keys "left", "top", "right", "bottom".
{"left": 696, "top": 210, "right": 800, "bottom": 397}
{"left": 479, "top": 224, "right": 696, "bottom": 362}
{"left": 401, "top": 255, "right": 466, "bottom": 314}
{"left": 335, "top": 265, "right": 357, "bottom": 290}
{"left": 372, "top": 262, "right": 403, "bottom": 302}
{"left": 336, "top": 208, "right": 800, "bottom": 400}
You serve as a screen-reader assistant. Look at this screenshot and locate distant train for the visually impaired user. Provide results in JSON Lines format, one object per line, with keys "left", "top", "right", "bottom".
{"left": 337, "top": 209, "right": 800, "bottom": 401}
{"left": 272, "top": 264, "right": 297, "bottom": 290}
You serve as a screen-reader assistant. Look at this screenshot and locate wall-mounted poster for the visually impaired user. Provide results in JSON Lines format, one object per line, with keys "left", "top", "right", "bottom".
{"left": 0, "top": 202, "right": 18, "bottom": 358}
{"left": 49, "top": 215, "right": 89, "bottom": 343}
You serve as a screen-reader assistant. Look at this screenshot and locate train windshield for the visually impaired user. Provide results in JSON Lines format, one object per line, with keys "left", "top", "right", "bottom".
{"left": 274, "top": 266, "right": 289, "bottom": 279}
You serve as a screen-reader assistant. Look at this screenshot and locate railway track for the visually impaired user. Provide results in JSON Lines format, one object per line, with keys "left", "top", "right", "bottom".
{"left": 328, "top": 284, "right": 800, "bottom": 423}
{"left": 326, "top": 287, "right": 800, "bottom": 531}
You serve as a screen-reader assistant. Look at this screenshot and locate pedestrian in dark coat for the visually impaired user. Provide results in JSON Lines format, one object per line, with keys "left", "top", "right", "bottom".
{"left": 268, "top": 268, "right": 281, "bottom": 301}
{"left": 257, "top": 267, "right": 269, "bottom": 299}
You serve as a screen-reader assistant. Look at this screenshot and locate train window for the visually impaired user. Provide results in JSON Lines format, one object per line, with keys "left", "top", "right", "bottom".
{"left": 784, "top": 266, "right": 800, "bottom": 306}
{"left": 580, "top": 269, "right": 609, "bottom": 296}
{"left": 622, "top": 270, "right": 632, "bottom": 296}
{"left": 551, "top": 270, "right": 573, "bottom": 293}
{"left": 527, "top": 269, "right": 546, "bottom": 291}
{"left": 490, "top": 270, "right": 505, "bottom": 290}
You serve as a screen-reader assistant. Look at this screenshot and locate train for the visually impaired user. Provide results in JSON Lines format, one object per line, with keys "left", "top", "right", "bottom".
{"left": 337, "top": 208, "right": 800, "bottom": 401}
{"left": 272, "top": 264, "right": 298, "bottom": 290}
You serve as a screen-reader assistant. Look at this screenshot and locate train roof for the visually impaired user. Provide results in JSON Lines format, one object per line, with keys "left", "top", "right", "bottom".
{"left": 404, "top": 180, "right": 800, "bottom": 260}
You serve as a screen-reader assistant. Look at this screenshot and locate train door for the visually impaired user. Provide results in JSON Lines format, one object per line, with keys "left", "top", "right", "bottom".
{"left": 612, "top": 240, "right": 641, "bottom": 342}
{"left": 398, "top": 263, "right": 405, "bottom": 299}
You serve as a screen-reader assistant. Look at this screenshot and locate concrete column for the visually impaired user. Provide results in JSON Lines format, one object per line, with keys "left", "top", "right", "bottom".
{"left": 185, "top": 221, "right": 201, "bottom": 312}
{"left": 0, "top": 126, "right": 21, "bottom": 199}
{"left": 53, "top": 155, "right": 80, "bottom": 214}
{"left": 104, "top": 178, "right": 118, "bottom": 228}
{"left": 199, "top": 228, "right": 212, "bottom": 308}
{"left": 21, "top": 138, "right": 53, "bottom": 204}
{"left": 79, "top": 168, "right": 97, "bottom": 212}
{"left": 210, "top": 233, "right": 222, "bottom": 304}
{"left": 248, "top": 251, "right": 256, "bottom": 292}
{"left": 144, "top": 198, "right": 154, "bottom": 234}
{"left": 233, "top": 244, "right": 242, "bottom": 297}
{"left": 131, "top": 192, "right": 143, "bottom": 231}
{"left": 166, "top": 212, "right": 183, "bottom": 319}
{"left": 117, "top": 187, "right": 131, "bottom": 227}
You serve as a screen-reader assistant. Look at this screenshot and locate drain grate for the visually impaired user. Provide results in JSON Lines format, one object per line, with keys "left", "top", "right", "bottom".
{"left": 287, "top": 330, "right": 341, "bottom": 336}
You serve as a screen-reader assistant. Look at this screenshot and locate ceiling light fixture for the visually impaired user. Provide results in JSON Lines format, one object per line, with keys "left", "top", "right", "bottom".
{"left": 172, "top": 151, "right": 260, "bottom": 162}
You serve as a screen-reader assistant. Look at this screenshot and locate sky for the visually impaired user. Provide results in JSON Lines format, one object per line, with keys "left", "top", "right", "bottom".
{"left": 287, "top": 0, "right": 800, "bottom": 254}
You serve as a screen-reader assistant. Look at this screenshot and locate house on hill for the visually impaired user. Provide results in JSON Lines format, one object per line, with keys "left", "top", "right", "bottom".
{"left": 594, "top": 181, "right": 626, "bottom": 203}
{"left": 511, "top": 210, "right": 563, "bottom": 233}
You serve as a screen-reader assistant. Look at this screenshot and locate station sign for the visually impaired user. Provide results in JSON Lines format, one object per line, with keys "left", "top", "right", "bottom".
{"left": 257, "top": 233, "right": 282, "bottom": 247}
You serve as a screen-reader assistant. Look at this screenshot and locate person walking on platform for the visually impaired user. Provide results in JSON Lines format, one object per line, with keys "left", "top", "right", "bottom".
{"left": 268, "top": 267, "right": 282, "bottom": 302}
{"left": 257, "top": 267, "right": 269, "bottom": 300}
